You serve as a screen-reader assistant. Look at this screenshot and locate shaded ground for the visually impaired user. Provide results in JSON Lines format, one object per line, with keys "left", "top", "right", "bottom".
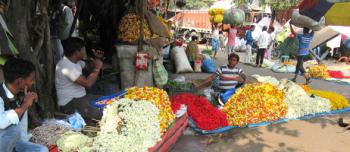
{"left": 170, "top": 50, "right": 350, "bottom": 152}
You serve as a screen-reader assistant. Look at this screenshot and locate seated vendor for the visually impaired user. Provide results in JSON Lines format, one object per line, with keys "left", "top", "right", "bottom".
{"left": 193, "top": 53, "right": 247, "bottom": 105}
{"left": 55, "top": 37, "right": 104, "bottom": 120}
{"left": 0, "top": 58, "right": 48, "bottom": 152}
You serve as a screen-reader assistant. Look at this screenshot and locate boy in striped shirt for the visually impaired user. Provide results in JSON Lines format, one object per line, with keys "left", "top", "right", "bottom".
{"left": 194, "top": 53, "right": 247, "bottom": 104}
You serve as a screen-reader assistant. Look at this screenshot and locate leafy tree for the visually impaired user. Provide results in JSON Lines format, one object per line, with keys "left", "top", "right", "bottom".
{"left": 169, "top": 0, "right": 216, "bottom": 10}
{"left": 262, "top": 0, "right": 300, "bottom": 10}
{"left": 234, "top": 0, "right": 300, "bottom": 10}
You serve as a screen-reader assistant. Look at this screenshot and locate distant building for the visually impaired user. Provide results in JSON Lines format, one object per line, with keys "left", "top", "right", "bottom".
{"left": 169, "top": 10, "right": 212, "bottom": 33}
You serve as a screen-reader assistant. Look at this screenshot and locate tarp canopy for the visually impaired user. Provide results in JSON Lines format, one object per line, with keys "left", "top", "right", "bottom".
{"left": 299, "top": 0, "right": 350, "bottom": 26}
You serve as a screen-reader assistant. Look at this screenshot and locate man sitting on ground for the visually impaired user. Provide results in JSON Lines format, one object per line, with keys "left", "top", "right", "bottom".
{"left": 193, "top": 53, "right": 247, "bottom": 105}
{"left": 55, "top": 37, "right": 104, "bottom": 120}
{"left": 0, "top": 58, "right": 48, "bottom": 152}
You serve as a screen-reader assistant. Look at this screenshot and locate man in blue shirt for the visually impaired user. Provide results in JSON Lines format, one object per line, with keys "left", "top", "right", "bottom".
{"left": 245, "top": 25, "right": 255, "bottom": 63}
{"left": 290, "top": 24, "right": 314, "bottom": 84}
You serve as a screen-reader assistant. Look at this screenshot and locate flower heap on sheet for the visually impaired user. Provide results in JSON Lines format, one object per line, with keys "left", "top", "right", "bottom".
{"left": 253, "top": 75, "right": 332, "bottom": 118}
{"left": 308, "top": 64, "right": 330, "bottom": 79}
{"left": 223, "top": 83, "right": 286, "bottom": 126}
{"left": 171, "top": 93, "right": 228, "bottom": 130}
{"left": 124, "top": 87, "right": 175, "bottom": 133}
{"left": 307, "top": 89, "right": 349, "bottom": 110}
{"left": 80, "top": 99, "right": 161, "bottom": 152}
{"left": 277, "top": 79, "right": 331, "bottom": 118}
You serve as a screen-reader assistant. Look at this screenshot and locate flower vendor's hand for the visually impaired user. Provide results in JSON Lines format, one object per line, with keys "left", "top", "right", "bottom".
{"left": 193, "top": 82, "right": 200, "bottom": 88}
{"left": 93, "top": 59, "right": 103, "bottom": 70}
{"left": 92, "top": 49, "right": 104, "bottom": 59}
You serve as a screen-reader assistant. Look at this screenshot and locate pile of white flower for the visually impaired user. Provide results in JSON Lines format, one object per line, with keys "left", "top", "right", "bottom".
{"left": 81, "top": 98, "right": 161, "bottom": 152}
{"left": 252, "top": 75, "right": 332, "bottom": 118}
{"left": 278, "top": 79, "right": 331, "bottom": 118}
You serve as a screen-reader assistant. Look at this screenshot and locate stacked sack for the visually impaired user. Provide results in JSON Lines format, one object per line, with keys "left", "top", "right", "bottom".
{"left": 291, "top": 9, "right": 325, "bottom": 31}
{"left": 223, "top": 8, "right": 245, "bottom": 26}
{"left": 208, "top": 8, "right": 225, "bottom": 24}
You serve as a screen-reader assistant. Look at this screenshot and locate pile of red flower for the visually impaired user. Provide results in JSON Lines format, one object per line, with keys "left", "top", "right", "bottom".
{"left": 171, "top": 93, "right": 228, "bottom": 130}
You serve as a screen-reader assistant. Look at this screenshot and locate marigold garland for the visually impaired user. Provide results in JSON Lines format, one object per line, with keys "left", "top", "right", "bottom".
{"left": 308, "top": 64, "right": 330, "bottom": 79}
{"left": 223, "top": 83, "right": 286, "bottom": 126}
{"left": 307, "top": 89, "right": 349, "bottom": 110}
{"left": 124, "top": 87, "right": 175, "bottom": 133}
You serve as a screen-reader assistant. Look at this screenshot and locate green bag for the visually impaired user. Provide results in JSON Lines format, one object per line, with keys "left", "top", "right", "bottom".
{"left": 153, "top": 59, "right": 168, "bottom": 87}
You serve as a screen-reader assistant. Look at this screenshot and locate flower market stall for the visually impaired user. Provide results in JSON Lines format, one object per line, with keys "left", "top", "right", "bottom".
{"left": 171, "top": 75, "right": 350, "bottom": 135}
{"left": 44, "top": 87, "right": 188, "bottom": 152}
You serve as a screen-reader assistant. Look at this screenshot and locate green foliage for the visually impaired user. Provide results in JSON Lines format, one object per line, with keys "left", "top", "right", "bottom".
{"left": 168, "top": 0, "right": 215, "bottom": 10}
{"left": 262, "top": 0, "right": 300, "bottom": 10}
{"left": 185, "top": 0, "right": 215, "bottom": 9}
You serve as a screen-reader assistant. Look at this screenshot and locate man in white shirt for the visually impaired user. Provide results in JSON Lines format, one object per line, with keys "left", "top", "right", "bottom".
{"left": 0, "top": 58, "right": 47, "bottom": 152}
{"left": 256, "top": 26, "right": 270, "bottom": 67}
{"left": 265, "top": 26, "right": 275, "bottom": 60}
{"left": 56, "top": 37, "right": 103, "bottom": 120}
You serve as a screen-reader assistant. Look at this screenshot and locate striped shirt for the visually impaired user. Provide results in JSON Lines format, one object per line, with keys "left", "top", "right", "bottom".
{"left": 216, "top": 65, "right": 244, "bottom": 90}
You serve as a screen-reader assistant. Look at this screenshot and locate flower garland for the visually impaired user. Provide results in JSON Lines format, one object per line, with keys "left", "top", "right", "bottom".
{"left": 307, "top": 89, "right": 349, "bottom": 110}
{"left": 171, "top": 93, "right": 228, "bottom": 130}
{"left": 82, "top": 99, "right": 161, "bottom": 152}
{"left": 124, "top": 87, "right": 175, "bottom": 133}
{"left": 308, "top": 64, "right": 330, "bottom": 79}
{"left": 252, "top": 75, "right": 333, "bottom": 118}
{"left": 223, "top": 83, "right": 286, "bottom": 127}
{"left": 277, "top": 79, "right": 331, "bottom": 118}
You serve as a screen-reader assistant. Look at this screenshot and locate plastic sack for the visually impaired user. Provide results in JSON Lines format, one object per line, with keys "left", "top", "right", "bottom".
{"left": 68, "top": 112, "right": 86, "bottom": 131}
{"left": 291, "top": 10, "right": 324, "bottom": 31}
{"left": 223, "top": 8, "right": 245, "bottom": 25}
{"left": 202, "top": 58, "right": 217, "bottom": 73}
{"left": 194, "top": 59, "right": 202, "bottom": 72}
{"left": 171, "top": 46, "right": 193, "bottom": 73}
{"left": 271, "top": 64, "right": 296, "bottom": 73}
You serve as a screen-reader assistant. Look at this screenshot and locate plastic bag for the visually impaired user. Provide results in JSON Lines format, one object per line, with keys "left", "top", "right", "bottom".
{"left": 202, "top": 58, "right": 217, "bottom": 73}
{"left": 175, "top": 104, "right": 187, "bottom": 118}
{"left": 203, "top": 88, "right": 214, "bottom": 102}
{"left": 219, "top": 88, "right": 237, "bottom": 103}
{"left": 67, "top": 112, "right": 86, "bottom": 131}
{"left": 194, "top": 60, "right": 202, "bottom": 72}
{"left": 174, "top": 75, "right": 186, "bottom": 82}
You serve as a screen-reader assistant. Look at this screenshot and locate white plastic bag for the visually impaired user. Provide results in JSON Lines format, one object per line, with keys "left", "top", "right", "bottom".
{"left": 171, "top": 46, "right": 193, "bottom": 73}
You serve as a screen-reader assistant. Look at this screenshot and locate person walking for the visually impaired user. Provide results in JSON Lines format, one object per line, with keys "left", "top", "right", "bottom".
{"left": 290, "top": 24, "right": 314, "bottom": 84}
{"left": 256, "top": 26, "right": 270, "bottom": 67}
{"left": 245, "top": 25, "right": 255, "bottom": 63}
{"left": 265, "top": 26, "right": 275, "bottom": 60}
{"left": 211, "top": 24, "right": 221, "bottom": 59}
{"left": 224, "top": 25, "right": 237, "bottom": 56}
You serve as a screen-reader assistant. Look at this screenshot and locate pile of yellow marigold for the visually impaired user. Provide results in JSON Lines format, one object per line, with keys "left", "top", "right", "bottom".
{"left": 223, "top": 83, "right": 287, "bottom": 126}
{"left": 308, "top": 64, "right": 329, "bottom": 79}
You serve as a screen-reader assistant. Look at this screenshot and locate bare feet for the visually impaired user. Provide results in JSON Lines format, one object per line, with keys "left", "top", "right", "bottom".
{"left": 291, "top": 78, "right": 296, "bottom": 82}
{"left": 305, "top": 77, "right": 312, "bottom": 85}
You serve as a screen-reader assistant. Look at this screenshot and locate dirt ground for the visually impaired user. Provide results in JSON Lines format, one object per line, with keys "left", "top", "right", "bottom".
{"left": 170, "top": 50, "right": 350, "bottom": 152}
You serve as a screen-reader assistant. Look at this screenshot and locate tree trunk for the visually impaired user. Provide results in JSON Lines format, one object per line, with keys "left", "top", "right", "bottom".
{"left": 6, "top": 0, "right": 55, "bottom": 123}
